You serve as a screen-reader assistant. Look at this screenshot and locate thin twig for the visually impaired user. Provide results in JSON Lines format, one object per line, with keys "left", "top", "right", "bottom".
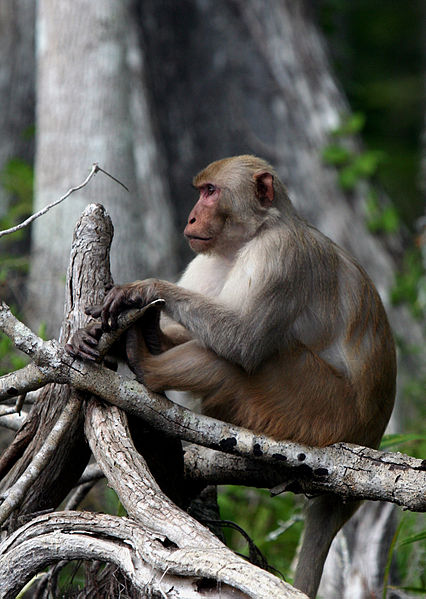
{"left": 96, "top": 165, "right": 129, "bottom": 192}
{"left": 15, "top": 393, "right": 26, "bottom": 414}
{"left": 0, "top": 164, "right": 127, "bottom": 239}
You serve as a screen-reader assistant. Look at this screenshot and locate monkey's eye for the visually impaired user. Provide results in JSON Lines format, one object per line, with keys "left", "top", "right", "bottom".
{"left": 206, "top": 184, "right": 216, "bottom": 195}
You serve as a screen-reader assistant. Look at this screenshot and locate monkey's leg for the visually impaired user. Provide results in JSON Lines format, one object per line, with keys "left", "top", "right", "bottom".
{"left": 142, "top": 339, "right": 244, "bottom": 396}
{"left": 124, "top": 309, "right": 192, "bottom": 507}
{"left": 293, "top": 495, "right": 360, "bottom": 598}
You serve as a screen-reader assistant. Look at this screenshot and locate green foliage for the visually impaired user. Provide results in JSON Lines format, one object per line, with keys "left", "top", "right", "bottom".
{"left": 0, "top": 158, "right": 33, "bottom": 234}
{"left": 218, "top": 486, "right": 303, "bottom": 580}
{"left": 365, "top": 190, "right": 399, "bottom": 234}
{"left": 104, "top": 486, "right": 127, "bottom": 517}
{"left": 0, "top": 308, "right": 46, "bottom": 376}
{"left": 393, "top": 514, "right": 426, "bottom": 596}
{"left": 322, "top": 144, "right": 352, "bottom": 167}
{"left": 37, "top": 321, "right": 48, "bottom": 341}
{"left": 0, "top": 157, "right": 33, "bottom": 298}
{"left": 399, "top": 530, "right": 426, "bottom": 548}
{"left": 324, "top": 113, "right": 425, "bottom": 324}
{"left": 0, "top": 332, "right": 28, "bottom": 376}
{"left": 0, "top": 256, "right": 29, "bottom": 283}
{"left": 0, "top": 158, "right": 33, "bottom": 316}
{"left": 382, "top": 517, "right": 404, "bottom": 599}
{"left": 56, "top": 562, "right": 86, "bottom": 595}
{"left": 380, "top": 433, "right": 426, "bottom": 452}
{"left": 330, "top": 111, "right": 366, "bottom": 136}
{"left": 319, "top": 1, "right": 424, "bottom": 227}
{"left": 391, "top": 248, "right": 425, "bottom": 319}
{"left": 322, "top": 113, "right": 387, "bottom": 193}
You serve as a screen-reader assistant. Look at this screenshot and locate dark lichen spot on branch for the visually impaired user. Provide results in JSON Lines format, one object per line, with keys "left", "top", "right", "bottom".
{"left": 219, "top": 437, "right": 237, "bottom": 452}
{"left": 253, "top": 443, "right": 263, "bottom": 456}
{"left": 314, "top": 468, "right": 329, "bottom": 477}
{"left": 297, "top": 464, "right": 313, "bottom": 476}
{"left": 272, "top": 453, "right": 287, "bottom": 461}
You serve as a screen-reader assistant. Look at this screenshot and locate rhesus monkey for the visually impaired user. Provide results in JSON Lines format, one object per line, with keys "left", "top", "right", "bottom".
{"left": 67, "top": 155, "right": 396, "bottom": 598}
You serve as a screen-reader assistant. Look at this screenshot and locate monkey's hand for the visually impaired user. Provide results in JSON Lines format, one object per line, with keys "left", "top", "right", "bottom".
{"left": 65, "top": 322, "right": 103, "bottom": 361}
{"left": 96, "top": 280, "right": 160, "bottom": 331}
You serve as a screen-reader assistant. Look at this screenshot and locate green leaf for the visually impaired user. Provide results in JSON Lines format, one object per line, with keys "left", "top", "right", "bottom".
{"left": 381, "top": 206, "right": 399, "bottom": 233}
{"left": 382, "top": 519, "right": 404, "bottom": 599}
{"left": 322, "top": 145, "right": 352, "bottom": 166}
{"left": 332, "top": 112, "right": 366, "bottom": 137}
{"left": 380, "top": 433, "right": 426, "bottom": 450}
{"left": 338, "top": 166, "right": 359, "bottom": 190}
{"left": 399, "top": 530, "right": 426, "bottom": 547}
{"left": 352, "top": 150, "right": 385, "bottom": 177}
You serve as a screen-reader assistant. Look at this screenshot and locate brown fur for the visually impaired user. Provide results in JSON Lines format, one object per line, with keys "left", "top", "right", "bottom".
{"left": 68, "top": 156, "right": 396, "bottom": 598}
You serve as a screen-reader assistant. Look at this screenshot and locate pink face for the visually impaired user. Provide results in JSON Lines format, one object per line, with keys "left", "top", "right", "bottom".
{"left": 184, "top": 184, "right": 225, "bottom": 253}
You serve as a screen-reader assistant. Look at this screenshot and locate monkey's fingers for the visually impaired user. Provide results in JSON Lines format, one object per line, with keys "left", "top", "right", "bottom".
{"left": 107, "top": 299, "right": 125, "bottom": 330}
{"left": 65, "top": 328, "right": 102, "bottom": 361}
{"left": 100, "top": 293, "right": 116, "bottom": 331}
{"left": 85, "top": 304, "right": 103, "bottom": 318}
{"left": 65, "top": 343, "right": 99, "bottom": 361}
{"left": 87, "top": 322, "right": 103, "bottom": 339}
{"left": 102, "top": 291, "right": 128, "bottom": 331}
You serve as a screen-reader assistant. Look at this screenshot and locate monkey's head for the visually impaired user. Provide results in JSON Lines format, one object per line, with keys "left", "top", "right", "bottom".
{"left": 185, "top": 155, "right": 293, "bottom": 255}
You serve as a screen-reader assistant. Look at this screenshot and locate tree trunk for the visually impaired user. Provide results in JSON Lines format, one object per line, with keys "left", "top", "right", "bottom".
{"left": 27, "top": 0, "right": 176, "bottom": 337}
{"left": 0, "top": 0, "right": 35, "bottom": 217}
{"left": 0, "top": 0, "right": 35, "bottom": 308}
{"left": 0, "top": 204, "right": 112, "bottom": 527}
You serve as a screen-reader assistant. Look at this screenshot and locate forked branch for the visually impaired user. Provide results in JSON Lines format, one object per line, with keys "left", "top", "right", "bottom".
{"left": 0, "top": 300, "right": 424, "bottom": 512}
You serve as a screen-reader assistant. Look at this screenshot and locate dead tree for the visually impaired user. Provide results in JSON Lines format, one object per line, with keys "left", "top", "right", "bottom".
{"left": 0, "top": 204, "right": 424, "bottom": 598}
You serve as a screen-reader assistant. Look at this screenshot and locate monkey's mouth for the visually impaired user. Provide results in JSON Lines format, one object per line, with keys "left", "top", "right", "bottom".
{"left": 185, "top": 235, "right": 214, "bottom": 252}
{"left": 185, "top": 235, "right": 213, "bottom": 242}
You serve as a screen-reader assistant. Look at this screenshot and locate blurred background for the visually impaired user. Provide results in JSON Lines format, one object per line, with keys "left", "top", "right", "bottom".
{"left": 0, "top": 1, "right": 424, "bottom": 597}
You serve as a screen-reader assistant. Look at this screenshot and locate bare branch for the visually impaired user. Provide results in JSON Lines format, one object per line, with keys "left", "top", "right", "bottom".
{"left": 0, "top": 164, "right": 99, "bottom": 239}
{"left": 0, "top": 412, "right": 27, "bottom": 431}
{"left": 0, "top": 394, "right": 82, "bottom": 524}
{"left": 64, "top": 481, "right": 97, "bottom": 511}
{"left": 0, "top": 407, "right": 17, "bottom": 417}
{"left": 0, "top": 362, "right": 50, "bottom": 401}
{"left": 0, "top": 300, "right": 164, "bottom": 399}
{"left": 1, "top": 302, "right": 425, "bottom": 512}
{"left": 77, "top": 463, "right": 104, "bottom": 485}
{"left": 84, "top": 399, "right": 303, "bottom": 598}
{"left": 183, "top": 444, "right": 289, "bottom": 488}
{"left": 0, "top": 511, "right": 307, "bottom": 599}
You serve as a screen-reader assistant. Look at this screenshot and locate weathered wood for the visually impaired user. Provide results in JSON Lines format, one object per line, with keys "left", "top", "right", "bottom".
{"left": 0, "top": 511, "right": 307, "bottom": 599}
{"left": 0, "top": 203, "right": 113, "bottom": 527}
{"left": 1, "top": 301, "right": 425, "bottom": 513}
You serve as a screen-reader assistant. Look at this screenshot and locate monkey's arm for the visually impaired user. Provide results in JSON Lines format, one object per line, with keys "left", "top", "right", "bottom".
{"left": 99, "top": 277, "right": 298, "bottom": 373}
{"left": 99, "top": 231, "right": 337, "bottom": 372}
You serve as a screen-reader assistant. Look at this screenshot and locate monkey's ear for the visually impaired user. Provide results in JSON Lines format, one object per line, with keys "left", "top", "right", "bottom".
{"left": 254, "top": 171, "right": 274, "bottom": 208}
